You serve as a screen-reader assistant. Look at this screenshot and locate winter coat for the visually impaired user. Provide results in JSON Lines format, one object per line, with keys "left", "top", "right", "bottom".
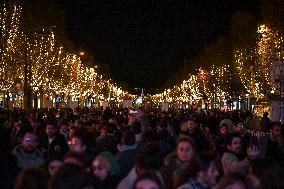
{"left": 161, "top": 153, "right": 189, "bottom": 189}
{"left": 12, "top": 145, "right": 44, "bottom": 169}
{"left": 221, "top": 152, "right": 249, "bottom": 176}
{"left": 116, "top": 143, "right": 138, "bottom": 178}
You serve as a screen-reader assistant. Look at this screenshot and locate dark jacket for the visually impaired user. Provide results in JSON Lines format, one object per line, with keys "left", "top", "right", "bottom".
{"left": 161, "top": 153, "right": 189, "bottom": 189}
{"left": 94, "top": 175, "right": 120, "bottom": 189}
{"left": 182, "top": 129, "right": 210, "bottom": 153}
{"left": 116, "top": 144, "right": 138, "bottom": 178}
{"left": 266, "top": 138, "right": 284, "bottom": 168}
{"left": 38, "top": 133, "right": 69, "bottom": 158}
{"left": 12, "top": 145, "right": 44, "bottom": 169}
{"left": 0, "top": 151, "right": 21, "bottom": 189}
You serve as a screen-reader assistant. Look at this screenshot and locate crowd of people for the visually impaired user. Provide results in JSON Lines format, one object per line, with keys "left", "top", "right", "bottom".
{"left": 0, "top": 106, "right": 283, "bottom": 189}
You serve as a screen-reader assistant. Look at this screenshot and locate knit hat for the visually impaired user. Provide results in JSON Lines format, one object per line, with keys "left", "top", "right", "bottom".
{"left": 94, "top": 151, "right": 119, "bottom": 176}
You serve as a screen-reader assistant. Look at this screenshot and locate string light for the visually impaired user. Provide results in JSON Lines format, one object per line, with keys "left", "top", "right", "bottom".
{"left": 0, "top": 3, "right": 132, "bottom": 105}
{"left": 153, "top": 24, "right": 284, "bottom": 109}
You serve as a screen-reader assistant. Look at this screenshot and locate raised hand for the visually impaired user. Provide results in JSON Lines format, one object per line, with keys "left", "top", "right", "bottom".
{"left": 247, "top": 145, "right": 260, "bottom": 160}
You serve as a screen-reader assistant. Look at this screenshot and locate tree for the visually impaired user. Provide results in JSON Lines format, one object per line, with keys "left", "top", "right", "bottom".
{"left": 0, "top": 3, "right": 23, "bottom": 91}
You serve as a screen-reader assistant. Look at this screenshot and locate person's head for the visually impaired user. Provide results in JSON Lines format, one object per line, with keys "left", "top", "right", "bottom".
{"left": 181, "top": 153, "right": 219, "bottom": 188}
{"left": 220, "top": 124, "right": 229, "bottom": 136}
{"left": 59, "top": 121, "right": 69, "bottom": 134}
{"left": 215, "top": 173, "right": 248, "bottom": 189}
{"left": 105, "top": 122, "right": 117, "bottom": 135}
{"left": 80, "top": 115, "right": 88, "bottom": 124}
{"left": 70, "top": 127, "right": 93, "bottom": 153}
{"left": 135, "top": 142, "right": 163, "bottom": 175}
{"left": 133, "top": 171, "right": 164, "bottom": 189}
{"left": 14, "top": 167, "right": 48, "bottom": 189}
{"left": 225, "top": 133, "right": 242, "bottom": 154}
{"left": 46, "top": 123, "right": 56, "bottom": 138}
{"left": 186, "top": 118, "right": 199, "bottom": 133}
{"left": 69, "top": 126, "right": 77, "bottom": 141}
{"left": 22, "top": 132, "right": 38, "bottom": 153}
{"left": 70, "top": 136, "right": 87, "bottom": 153}
{"left": 49, "top": 163, "right": 94, "bottom": 189}
{"left": 263, "top": 112, "right": 269, "bottom": 118}
{"left": 63, "top": 151, "right": 90, "bottom": 170}
{"left": 270, "top": 122, "right": 282, "bottom": 140}
{"left": 142, "top": 129, "right": 158, "bottom": 143}
{"left": 176, "top": 136, "right": 196, "bottom": 162}
{"left": 247, "top": 158, "right": 284, "bottom": 189}
{"left": 235, "top": 123, "right": 246, "bottom": 134}
{"left": 108, "top": 117, "right": 118, "bottom": 125}
{"left": 121, "top": 128, "right": 136, "bottom": 146}
{"left": 46, "top": 155, "right": 63, "bottom": 177}
{"left": 92, "top": 151, "right": 119, "bottom": 181}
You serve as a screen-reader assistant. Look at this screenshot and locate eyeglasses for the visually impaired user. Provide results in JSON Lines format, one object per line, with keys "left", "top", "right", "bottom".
{"left": 24, "top": 137, "right": 36, "bottom": 143}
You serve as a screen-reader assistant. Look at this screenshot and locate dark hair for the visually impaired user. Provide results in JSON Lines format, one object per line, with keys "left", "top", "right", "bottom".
{"left": 220, "top": 123, "right": 228, "bottom": 129}
{"left": 176, "top": 136, "right": 196, "bottom": 152}
{"left": 49, "top": 163, "right": 94, "bottom": 189}
{"left": 249, "top": 158, "right": 284, "bottom": 189}
{"left": 132, "top": 171, "right": 164, "bottom": 189}
{"left": 72, "top": 127, "right": 95, "bottom": 149}
{"left": 186, "top": 153, "right": 215, "bottom": 178}
{"left": 176, "top": 153, "right": 216, "bottom": 187}
{"left": 142, "top": 129, "right": 158, "bottom": 143}
{"left": 63, "top": 151, "right": 90, "bottom": 170}
{"left": 224, "top": 132, "right": 242, "bottom": 147}
{"left": 59, "top": 120, "right": 69, "bottom": 126}
{"left": 133, "top": 121, "right": 142, "bottom": 134}
{"left": 46, "top": 121, "right": 56, "bottom": 128}
{"left": 122, "top": 128, "right": 136, "bottom": 146}
{"left": 14, "top": 167, "right": 48, "bottom": 189}
{"left": 186, "top": 117, "right": 199, "bottom": 125}
{"left": 46, "top": 153, "right": 63, "bottom": 167}
{"left": 135, "top": 142, "right": 163, "bottom": 171}
{"left": 106, "top": 123, "right": 117, "bottom": 135}
{"left": 263, "top": 112, "right": 269, "bottom": 117}
{"left": 96, "top": 135, "right": 118, "bottom": 154}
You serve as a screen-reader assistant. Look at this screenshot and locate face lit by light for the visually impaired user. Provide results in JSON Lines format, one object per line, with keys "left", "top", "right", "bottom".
{"left": 135, "top": 179, "right": 160, "bottom": 189}
{"left": 187, "top": 120, "right": 197, "bottom": 133}
{"left": 177, "top": 141, "right": 195, "bottom": 162}
{"left": 227, "top": 137, "right": 242, "bottom": 154}
{"left": 92, "top": 160, "right": 108, "bottom": 181}
{"left": 48, "top": 160, "right": 63, "bottom": 177}
{"left": 70, "top": 137, "right": 86, "bottom": 153}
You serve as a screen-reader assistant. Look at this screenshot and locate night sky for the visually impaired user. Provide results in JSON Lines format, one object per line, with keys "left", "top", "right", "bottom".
{"left": 60, "top": 0, "right": 259, "bottom": 90}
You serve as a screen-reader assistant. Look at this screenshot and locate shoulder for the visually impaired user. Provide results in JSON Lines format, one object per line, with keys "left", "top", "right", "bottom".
{"left": 176, "top": 182, "right": 194, "bottom": 189}
{"left": 117, "top": 167, "right": 137, "bottom": 189}
{"left": 222, "top": 152, "right": 237, "bottom": 161}
{"left": 12, "top": 145, "right": 23, "bottom": 155}
{"left": 164, "top": 152, "right": 177, "bottom": 166}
